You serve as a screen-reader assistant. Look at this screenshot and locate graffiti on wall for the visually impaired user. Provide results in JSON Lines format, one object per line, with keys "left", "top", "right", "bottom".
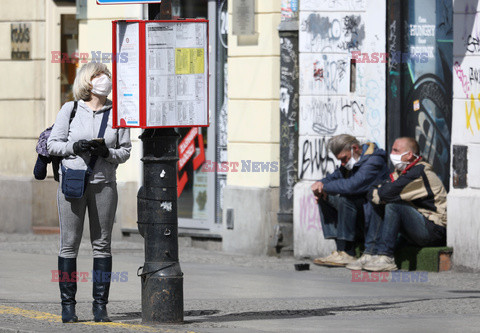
{"left": 454, "top": 12, "right": 480, "bottom": 54}
{"left": 451, "top": 4, "right": 480, "bottom": 140}
{"left": 388, "top": 20, "right": 398, "bottom": 73}
{"left": 301, "top": 0, "right": 366, "bottom": 12}
{"left": 298, "top": 190, "right": 322, "bottom": 231}
{"left": 280, "top": 34, "right": 299, "bottom": 206}
{"left": 453, "top": 57, "right": 480, "bottom": 98}
{"left": 298, "top": 0, "right": 386, "bottom": 182}
{"left": 300, "top": 54, "right": 350, "bottom": 95}
{"left": 460, "top": 13, "right": 480, "bottom": 55}
{"left": 454, "top": 61, "right": 471, "bottom": 98}
{"left": 300, "top": 96, "right": 365, "bottom": 137}
{"left": 300, "top": 12, "right": 365, "bottom": 53}
{"left": 386, "top": 4, "right": 402, "bottom": 149}
{"left": 466, "top": 94, "right": 480, "bottom": 135}
{"left": 298, "top": 136, "right": 338, "bottom": 180}
{"left": 467, "top": 34, "right": 480, "bottom": 53}
{"left": 405, "top": 73, "right": 452, "bottom": 186}
{"left": 365, "top": 79, "right": 383, "bottom": 144}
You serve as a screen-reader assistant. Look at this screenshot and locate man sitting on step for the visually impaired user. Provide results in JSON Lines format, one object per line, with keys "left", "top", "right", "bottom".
{"left": 362, "top": 137, "right": 447, "bottom": 272}
{"left": 311, "top": 134, "right": 389, "bottom": 267}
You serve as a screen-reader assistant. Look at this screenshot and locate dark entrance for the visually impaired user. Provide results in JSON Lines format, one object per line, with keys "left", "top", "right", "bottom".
{"left": 387, "top": 0, "right": 453, "bottom": 189}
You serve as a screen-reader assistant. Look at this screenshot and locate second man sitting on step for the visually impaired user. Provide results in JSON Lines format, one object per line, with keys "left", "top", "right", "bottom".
{"left": 311, "top": 134, "right": 389, "bottom": 267}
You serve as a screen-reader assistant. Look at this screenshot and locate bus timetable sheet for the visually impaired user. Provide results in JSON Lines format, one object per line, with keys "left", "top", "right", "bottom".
{"left": 115, "top": 22, "right": 140, "bottom": 126}
{"left": 145, "top": 22, "right": 208, "bottom": 127}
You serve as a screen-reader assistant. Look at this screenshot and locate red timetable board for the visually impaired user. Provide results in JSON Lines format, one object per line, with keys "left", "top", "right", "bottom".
{"left": 112, "top": 20, "right": 209, "bottom": 128}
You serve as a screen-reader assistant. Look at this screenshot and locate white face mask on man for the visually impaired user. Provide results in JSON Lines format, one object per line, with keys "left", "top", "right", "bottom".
{"left": 390, "top": 151, "right": 410, "bottom": 171}
{"left": 345, "top": 148, "right": 358, "bottom": 170}
{"left": 91, "top": 74, "right": 112, "bottom": 97}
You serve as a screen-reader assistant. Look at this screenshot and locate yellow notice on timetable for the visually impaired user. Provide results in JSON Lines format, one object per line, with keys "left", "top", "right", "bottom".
{"left": 175, "top": 48, "right": 204, "bottom": 75}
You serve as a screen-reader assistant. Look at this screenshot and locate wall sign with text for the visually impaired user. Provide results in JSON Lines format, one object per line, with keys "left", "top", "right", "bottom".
{"left": 232, "top": 0, "right": 255, "bottom": 35}
{"left": 11, "top": 23, "right": 31, "bottom": 60}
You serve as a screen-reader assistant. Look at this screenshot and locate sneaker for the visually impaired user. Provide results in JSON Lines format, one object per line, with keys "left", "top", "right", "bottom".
{"left": 313, "top": 251, "right": 340, "bottom": 265}
{"left": 363, "top": 255, "right": 398, "bottom": 272}
{"left": 345, "top": 254, "right": 375, "bottom": 270}
{"left": 321, "top": 251, "right": 356, "bottom": 267}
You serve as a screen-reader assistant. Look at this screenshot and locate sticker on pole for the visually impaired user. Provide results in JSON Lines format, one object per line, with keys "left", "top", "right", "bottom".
{"left": 112, "top": 20, "right": 209, "bottom": 128}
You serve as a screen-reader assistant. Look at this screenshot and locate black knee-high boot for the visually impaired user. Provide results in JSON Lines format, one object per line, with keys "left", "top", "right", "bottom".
{"left": 92, "top": 257, "right": 112, "bottom": 322}
{"left": 58, "top": 257, "right": 79, "bottom": 323}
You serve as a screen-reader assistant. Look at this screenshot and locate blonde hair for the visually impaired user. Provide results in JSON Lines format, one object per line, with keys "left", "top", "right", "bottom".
{"left": 73, "top": 62, "right": 111, "bottom": 101}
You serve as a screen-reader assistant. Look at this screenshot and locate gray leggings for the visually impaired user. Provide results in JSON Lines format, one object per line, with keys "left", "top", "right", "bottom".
{"left": 57, "top": 182, "right": 118, "bottom": 258}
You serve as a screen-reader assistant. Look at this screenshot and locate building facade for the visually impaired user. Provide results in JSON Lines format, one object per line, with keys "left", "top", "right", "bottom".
{"left": 2, "top": 0, "right": 480, "bottom": 270}
{"left": 293, "top": 0, "right": 387, "bottom": 257}
{"left": 449, "top": 0, "right": 480, "bottom": 270}
{"left": 1, "top": 0, "right": 143, "bottom": 237}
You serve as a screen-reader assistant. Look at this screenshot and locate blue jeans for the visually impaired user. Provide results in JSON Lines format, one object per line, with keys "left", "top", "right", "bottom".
{"left": 318, "top": 195, "right": 381, "bottom": 254}
{"left": 376, "top": 202, "right": 446, "bottom": 257}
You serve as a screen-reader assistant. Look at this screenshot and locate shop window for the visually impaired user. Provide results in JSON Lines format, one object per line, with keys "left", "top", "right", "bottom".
{"left": 60, "top": 14, "right": 79, "bottom": 105}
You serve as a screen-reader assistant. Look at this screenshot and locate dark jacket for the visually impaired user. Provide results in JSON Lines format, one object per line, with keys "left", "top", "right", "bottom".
{"left": 321, "top": 142, "right": 389, "bottom": 196}
{"left": 368, "top": 158, "right": 447, "bottom": 227}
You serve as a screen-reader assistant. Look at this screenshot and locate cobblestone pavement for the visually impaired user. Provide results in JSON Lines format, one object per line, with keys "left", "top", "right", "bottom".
{"left": 1, "top": 233, "right": 480, "bottom": 332}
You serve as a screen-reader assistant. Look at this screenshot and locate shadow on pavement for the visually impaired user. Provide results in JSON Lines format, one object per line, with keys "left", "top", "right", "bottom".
{"left": 113, "top": 296, "right": 480, "bottom": 323}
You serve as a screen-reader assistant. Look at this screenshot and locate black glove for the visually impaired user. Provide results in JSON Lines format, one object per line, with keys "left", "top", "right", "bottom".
{"left": 90, "top": 140, "right": 109, "bottom": 158}
{"left": 73, "top": 140, "right": 91, "bottom": 155}
{"left": 33, "top": 154, "right": 50, "bottom": 180}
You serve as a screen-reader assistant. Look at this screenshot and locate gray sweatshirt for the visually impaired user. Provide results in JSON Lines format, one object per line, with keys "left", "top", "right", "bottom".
{"left": 47, "top": 99, "right": 131, "bottom": 183}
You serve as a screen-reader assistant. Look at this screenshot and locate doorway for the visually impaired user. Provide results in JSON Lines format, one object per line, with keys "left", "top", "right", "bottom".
{"left": 148, "top": 0, "right": 223, "bottom": 231}
{"left": 45, "top": 1, "right": 77, "bottom": 127}
{"left": 386, "top": 0, "right": 453, "bottom": 189}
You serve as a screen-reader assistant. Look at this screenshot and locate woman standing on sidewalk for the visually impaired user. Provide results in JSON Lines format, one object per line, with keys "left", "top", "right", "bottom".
{"left": 47, "top": 62, "right": 131, "bottom": 323}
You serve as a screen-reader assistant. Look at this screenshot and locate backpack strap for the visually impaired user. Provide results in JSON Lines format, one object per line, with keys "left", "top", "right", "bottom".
{"left": 87, "top": 109, "right": 111, "bottom": 173}
{"left": 69, "top": 101, "right": 78, "bottom": 124}
{"left": 96, "top": 107, "right": 110, "bottom": 138}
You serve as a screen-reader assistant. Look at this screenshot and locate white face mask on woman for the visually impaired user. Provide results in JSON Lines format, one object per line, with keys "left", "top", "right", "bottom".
{"left": 91, "top": 74, "right": 112, "bottom": 96}
{"left": 390, "top": 151, "right": 410, "bottom": 171}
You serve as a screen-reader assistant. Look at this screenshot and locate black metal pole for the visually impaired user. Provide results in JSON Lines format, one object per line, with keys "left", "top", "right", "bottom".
{"left": 137, "top": 0, "right": 184, "bottom": 323}
{"left": 137, "top": 128, "right": 183, "bottom": 323}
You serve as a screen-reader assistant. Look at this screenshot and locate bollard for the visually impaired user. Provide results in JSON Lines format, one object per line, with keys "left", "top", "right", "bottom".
{"left": 137, "top": 128, "right": 183, "bottom": 323}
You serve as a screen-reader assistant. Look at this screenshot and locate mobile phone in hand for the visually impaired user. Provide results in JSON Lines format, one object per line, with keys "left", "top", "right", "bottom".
{"left": 89, "top": 138, "right": 105, "bottom": 148}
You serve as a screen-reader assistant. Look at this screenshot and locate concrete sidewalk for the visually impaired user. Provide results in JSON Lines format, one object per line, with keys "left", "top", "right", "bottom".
{"left": 1, "top": 233, "right": 480, "bottom": 332}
